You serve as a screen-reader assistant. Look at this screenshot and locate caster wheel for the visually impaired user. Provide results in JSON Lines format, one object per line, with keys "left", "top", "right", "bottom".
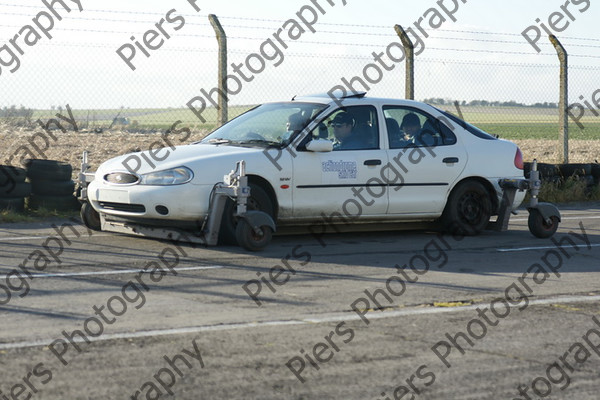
{"left": 528, "top": 209, "right": 559, "bottom": 238}
{"left": 235, "top": 219, "right": 272, "bottom": 251}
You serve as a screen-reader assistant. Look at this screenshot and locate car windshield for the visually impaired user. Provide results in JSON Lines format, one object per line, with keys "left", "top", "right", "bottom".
{"left": 201, "top": 102, "right": 328, "bottom": 147}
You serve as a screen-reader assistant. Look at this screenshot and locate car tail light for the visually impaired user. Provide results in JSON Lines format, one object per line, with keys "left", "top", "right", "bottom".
{"left": 514, "top": 148, "right": 524, "bottom": 170}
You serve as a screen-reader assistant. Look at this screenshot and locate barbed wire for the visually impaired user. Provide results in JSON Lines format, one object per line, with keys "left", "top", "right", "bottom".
{"left": 0, "top": 14, "right": 210, "bottom": 26}
{"left": 2, "top": 27, "right": 599, "bottom": 53}
{"left": 11, "top": 40, "right": 600, "bottom": 66}
{"left": 0, "top": 3, "right": 207, "bottom": 18}
{"left": 0, "top": 2, "right": 598, "bottom": 44}
{"left": 4, "top": 30, "right": 597, "bottom": 58}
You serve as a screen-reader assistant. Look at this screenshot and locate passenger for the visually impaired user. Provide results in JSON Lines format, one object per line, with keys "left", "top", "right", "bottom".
{"left": 400, "top": 113, "right": 421, "bottom": 143}
{"left": 283, "top": 112, "right": 307, "bottom": 141}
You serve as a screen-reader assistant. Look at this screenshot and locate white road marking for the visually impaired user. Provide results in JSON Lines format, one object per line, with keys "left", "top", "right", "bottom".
{"left": 0, "top": 265, "right": 224, "bottom": 280}
{"left": 0, "top": 234, "right": 112, "bottom": 242}
{"left": 497, "top": 243, "right": 600, "bottom": 252}
{"left": 510, "top": 215, "right": 600, "bottom": 222}
{"left": 1, "top": 294, "right": 599, "bottom": 351}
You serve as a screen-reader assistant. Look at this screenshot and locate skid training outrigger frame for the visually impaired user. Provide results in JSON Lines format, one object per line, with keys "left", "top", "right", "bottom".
{"left": 492, "top": 159, "right": 561, "bottom": 238}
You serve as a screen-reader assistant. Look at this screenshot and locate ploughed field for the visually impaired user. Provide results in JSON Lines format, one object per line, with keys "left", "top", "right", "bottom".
{"left": 1, "top": 126, "right": 597, "bottom": 179}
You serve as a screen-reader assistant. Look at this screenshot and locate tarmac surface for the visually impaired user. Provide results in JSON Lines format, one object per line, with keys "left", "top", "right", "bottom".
{"left": 0, "top": 205, "right": 599, "bottom": 399}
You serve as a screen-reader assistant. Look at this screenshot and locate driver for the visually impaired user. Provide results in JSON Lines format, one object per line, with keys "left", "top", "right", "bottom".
{"left": 400, "top": 113, "right": 421, "bottom": 143}
{"left": 330, "top": 112, "right": 365, "bottom": 150}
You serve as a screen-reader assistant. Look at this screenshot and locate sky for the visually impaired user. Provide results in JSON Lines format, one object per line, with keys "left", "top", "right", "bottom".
{"left": 0, "top": 0, "right": 598, "bottom": 113}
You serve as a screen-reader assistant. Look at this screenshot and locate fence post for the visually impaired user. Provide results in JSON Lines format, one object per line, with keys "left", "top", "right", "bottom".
{"left": 549, "top": 35, "right": 568, "bottom": 164}
{"left": 209, "top": 14, "right": 227, "bottom": 127}
{"left": 394, "top": 25, "right": 414, "bottom": 100}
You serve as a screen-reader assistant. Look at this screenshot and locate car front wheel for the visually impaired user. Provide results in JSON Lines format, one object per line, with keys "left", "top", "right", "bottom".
{"left": 80, "top": 202, "right": 102, "bottom": 231}
{"left": 219, "top": 183, "right": 274, "bottom": 245}
{"left": 442, "top": 180, "right": 492, "bottom": 236}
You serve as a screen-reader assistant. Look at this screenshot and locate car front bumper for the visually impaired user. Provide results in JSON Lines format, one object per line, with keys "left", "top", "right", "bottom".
{"left": 88, "top": 180, "right": 215, "bottom": 221}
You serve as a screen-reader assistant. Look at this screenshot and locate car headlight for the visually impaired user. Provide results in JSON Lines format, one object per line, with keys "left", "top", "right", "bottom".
{"left": 139, "top": 167, "right": 193, "bottom": 186}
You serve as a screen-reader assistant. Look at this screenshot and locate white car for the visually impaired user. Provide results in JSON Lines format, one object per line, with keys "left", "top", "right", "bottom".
{"left": 84, "top": 92, "right": 527, "bottom": 244}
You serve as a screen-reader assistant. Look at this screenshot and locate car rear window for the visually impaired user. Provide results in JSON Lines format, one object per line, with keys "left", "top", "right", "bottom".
{"left": 437, "top": 109, "right": 497, "bottom": 141}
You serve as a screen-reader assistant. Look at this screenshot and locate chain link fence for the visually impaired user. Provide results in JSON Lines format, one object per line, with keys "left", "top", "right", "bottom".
{"left": 1, "top": 3, "right": 599, "bottom": 159}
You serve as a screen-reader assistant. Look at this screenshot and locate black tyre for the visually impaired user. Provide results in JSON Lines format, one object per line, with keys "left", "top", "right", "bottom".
{"left": 219, "top": 184, "right": 274, "bottom": 245}
{"left": 0, "top": 166, "right": 27, "bottom": 185}
{"left": 580, "top": 175, "right": 595, "bottom": 187}
{"left": 528, "top": 209, "right": 559, "bottom": 239}
{"left": 235, "top": 219, "right": 273, "bottom": 251}
{"left": 0, "top": 182, "right": 31, "bottom": 198}
{"left": 536, "top": 163, "right": 559, "bottom": 179}
{"left": 523, "top": 162, "right": 532, "bottom": 178}
{"left": 30, "top": 179, "right": 75, "bottom": 196}
{"left": 442, "top": 180, "right": 492, "bottom": 236}
{"left": 28, "top": 194, "right": 80, "bottom": 211}
{"left": 0, "top": 197, "right": 25, "bottom": 212}
{"left": 80, "top": 202, "right": 101, "bottom": 231}
{"left": 591, "top": 164, "right": 600, "bottom": 185}
{"left": 558, "top": 163, "right": 592, "bottom": 178}
{"left": 0, "top": 166, "right": 27, "bottom": 186}
{"left": 546, "top": 175, "right": 563, "bottom": 185}
{"left": 25, "top": 160, "right": 72, "bottom": 182}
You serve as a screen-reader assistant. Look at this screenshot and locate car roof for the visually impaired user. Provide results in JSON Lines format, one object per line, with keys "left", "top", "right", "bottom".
{"left": 291, "top": 92, "right": 430, "bottom": 108}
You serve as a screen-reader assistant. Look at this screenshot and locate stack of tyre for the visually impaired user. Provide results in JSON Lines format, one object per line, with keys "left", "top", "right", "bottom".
{"left": 558, "top": 163, "right": 596, "bottom": 189}
{"left": 0, "top": 166, "right": 30, "bottom": 212}
{"left": 525, "top": 162, "right": 600, "bottom": 192}
{"left": 25, "top": 159, "right": 79, "bottom": 211}
{"left": 595, "top": 163, "right": 600, "bottom": 186}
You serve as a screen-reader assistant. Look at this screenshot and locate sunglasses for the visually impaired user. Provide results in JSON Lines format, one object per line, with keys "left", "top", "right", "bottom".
{"left": 328, "top": 122, "right": 347, "bottom": 128}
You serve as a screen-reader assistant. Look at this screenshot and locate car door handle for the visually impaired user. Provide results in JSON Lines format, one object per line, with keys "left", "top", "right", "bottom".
{"left": 443, "top": 157, "right": 459, "bottom": 164}
{"left": 364, "top": 159, "right": 382, "bottom": 166}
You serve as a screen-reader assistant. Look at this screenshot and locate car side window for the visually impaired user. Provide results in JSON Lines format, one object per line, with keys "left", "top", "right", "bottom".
{"left": 383, "top": 106, "right": 456, "bottom": 149}
{"left": 308, "top": 105, "right": 379, "bottom": 151}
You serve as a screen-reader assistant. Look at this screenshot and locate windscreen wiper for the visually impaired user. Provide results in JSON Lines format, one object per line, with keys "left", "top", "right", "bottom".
{"left": 206, "top": 138, "right": 232, "bottom": 144}
{"left": 234, "top": 139, "right": 281, "bottom": 147}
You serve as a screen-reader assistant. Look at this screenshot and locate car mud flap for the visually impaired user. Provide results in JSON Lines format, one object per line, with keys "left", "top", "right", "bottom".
{"left": 238, "top": 210, "right": 276, "bottom": 233}
{"left": 488, "top": 186, "right": 518, "bottom": 232}
{"left": 528, "top": 202, "right": 561, "bottom": 222}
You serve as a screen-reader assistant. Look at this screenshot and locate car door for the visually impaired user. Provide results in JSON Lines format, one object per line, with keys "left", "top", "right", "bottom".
{"left": 292, "top": 105, "right": 389, "bottom": 219}
{"left": 383, "top": 105, "right": 467, "bottom": 215}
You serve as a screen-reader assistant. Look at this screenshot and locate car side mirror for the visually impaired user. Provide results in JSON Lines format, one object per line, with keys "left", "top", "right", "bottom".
{"left": 306, "top": 139, "right": 333, "bottom": 152}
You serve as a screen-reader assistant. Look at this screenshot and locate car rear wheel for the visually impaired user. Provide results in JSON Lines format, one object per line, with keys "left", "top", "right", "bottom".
{"left": 219, "top": 183, "right": 274, "bottom": 245}
{"left": 442, "top": 180, "right": 492, "bottom": 236}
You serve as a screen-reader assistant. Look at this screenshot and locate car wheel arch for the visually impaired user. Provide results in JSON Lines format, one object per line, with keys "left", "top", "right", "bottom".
{"left": 446, "top": 176, "right": 499, "bottom": 215}
{"left": 247, "top": 175, "right": 279, "bottom": 221}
